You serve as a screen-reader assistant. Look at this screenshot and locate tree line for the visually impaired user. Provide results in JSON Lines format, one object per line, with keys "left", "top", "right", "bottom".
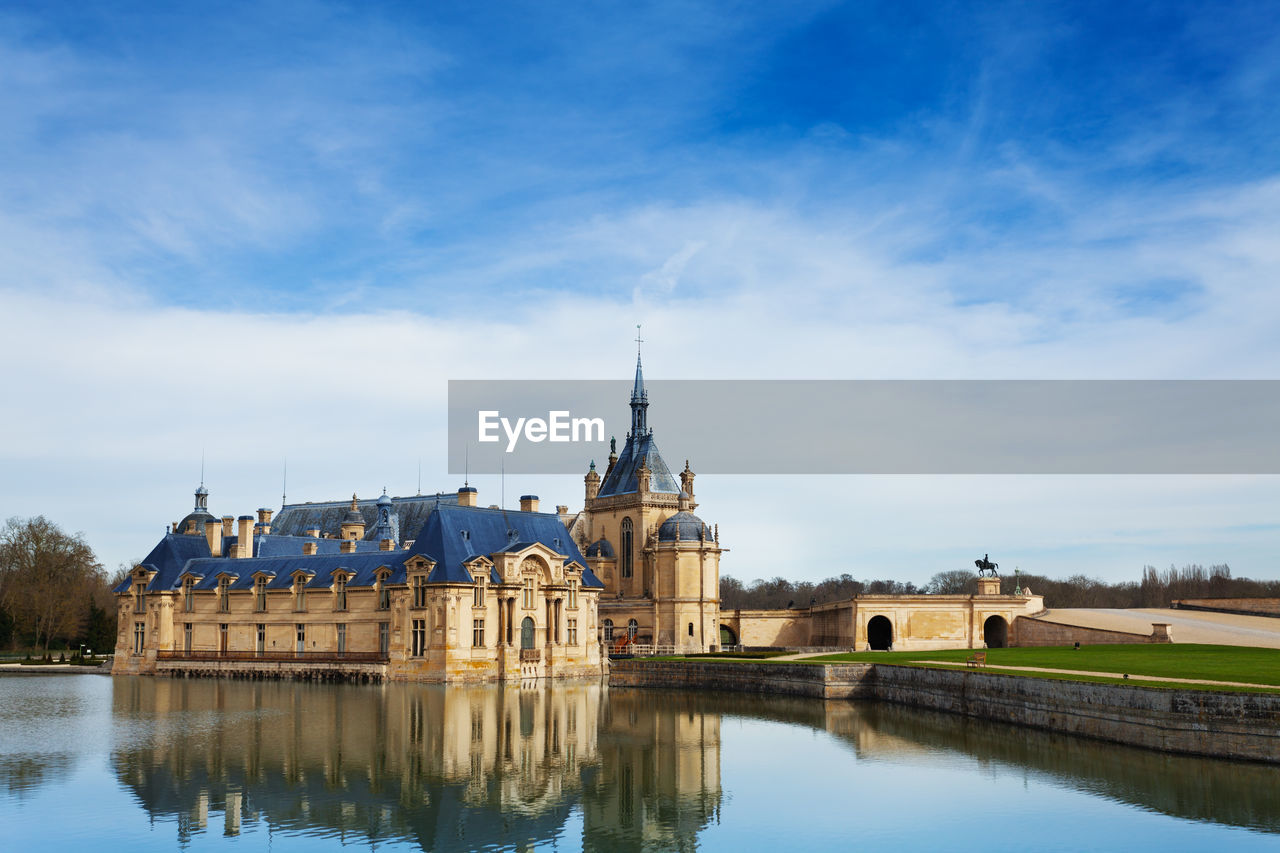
{"left": 720, "top": 563, "right": 1280, "bottom": 610}
{"left": 0, "top": 516, "right": 116, "bottom": 653}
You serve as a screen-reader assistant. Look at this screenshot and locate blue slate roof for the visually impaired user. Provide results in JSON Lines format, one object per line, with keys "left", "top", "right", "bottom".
{"left": 596, "top": 431, "right": 680, "bottom": 496}
{"left": 271, "top": 492, "right": 459, "bottom": 545}
{"left": 183, "top": 551, "right": 412, "bottom": 590}
{"left": 658, "top": 510, "right": 711, "bottom": 542}
{"left": 117, "top": 500, "right": 602, "bottom": 594}
{"left": 409, "top": 504, "right": 603, "bottom": 587}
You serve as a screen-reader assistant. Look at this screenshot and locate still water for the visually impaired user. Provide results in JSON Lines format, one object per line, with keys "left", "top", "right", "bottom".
{"left": 2, "top": 675, "right": 1279, "bottom": 852}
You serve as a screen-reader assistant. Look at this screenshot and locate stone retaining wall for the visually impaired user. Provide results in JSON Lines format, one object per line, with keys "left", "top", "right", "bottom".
{"left": 1174, "top": 598, "right": 1280, "bottom": 618}
{"left": 1014, "top": 616, "right": 1170, "bottom": 646}
{"left": 610, "top": 660, "right": 875, "bottom": 699}
{"left": 609, "top": 659, "right": 1280, "bottom": 764}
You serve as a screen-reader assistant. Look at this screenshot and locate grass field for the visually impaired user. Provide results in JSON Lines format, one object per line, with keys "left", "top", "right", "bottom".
{"left": 805, "top": 644, "right": 1280, "bottom": 687}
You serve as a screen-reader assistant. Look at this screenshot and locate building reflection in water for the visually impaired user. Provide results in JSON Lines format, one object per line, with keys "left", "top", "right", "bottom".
{"left": 110, "top": 678, "right": 722, "bottom": 851}
{"left": 108, "top": 679, "right": 1280, "bottom": 850}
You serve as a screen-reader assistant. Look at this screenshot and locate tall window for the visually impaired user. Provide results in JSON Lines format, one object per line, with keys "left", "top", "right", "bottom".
{"left": 294, "top": 578, "right": 307, "bottom": 612}
{"left": 337, "top": 623, "right": 347, "bottom": 654}
{"left": 219, "top": 623, "right": 229, "bottom": 653}
{"left": 183, "top": 623, "right": 192, "bottom": 653}
{"left": 217, "top": 578, "right": 230, "bottom": 613}
{"left": 522, "top": 577, "right": 534, "bottom": 610}
{"left": 473, "top": 576, "right": 485, "bottom": 608}
{"left": 257, "top": 623, "right": 266, "bottom": 654}
{"left": 412, "top": 619, "right": 426, "bottom": 656}
{"left": 296, "top": 623, "right": 306, "bottom": 654}
{"left": 379, "top": 622, "right": 390, "bottom": 657}
{"left": 133, "top": 621, "right": 145, "bottom": 655}
{"left": 603, "top": 619, "right": 614, "bottom": 641}
{"left": 334, "top": 575, "right": 347, "bottom": 611}
{"left": 567, "top": 579, "right": 578, "bottom": 609}
{"left": 377, "top": 575, "right": 390, "bottom": 610}
{"left": 567, "top": 618, "right": 578, "bottom": 646}
{"left": 255, "top": 577, "right": 267, "bottom": 612}
{"left": 134, "top": 581, "right": 145, "bottom": 614}
{"left": 412, "top": 575, "right": 428, "bottom": 608}
{"left": 627, "top": 619, "right": 638, "bottom": 640}
{"left": 473, "top": 619, "right": 485, "bottom": 648}
{"left": 620, "top": 518, "right": 634, "bottom": 578}
{"left": 182, "top": 578, "right": 194, "bottom": 612}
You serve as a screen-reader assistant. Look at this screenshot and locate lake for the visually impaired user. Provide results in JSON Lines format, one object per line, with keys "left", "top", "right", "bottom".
{"left": 2, "top": 674, "right": 1279, "bottom": 851}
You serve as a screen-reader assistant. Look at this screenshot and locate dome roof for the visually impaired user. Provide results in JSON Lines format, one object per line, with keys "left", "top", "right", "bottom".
{"left": 586, "top": 537, "right": 615, "bottom": 558}
{"left": 658, "top": 511, "right": 711, "bottom": 542}
{"left": 376, "top": 492, "right": 393, "bottom": 507}
{"left": 177, "top": 509, "right": 217, "bottom": 534}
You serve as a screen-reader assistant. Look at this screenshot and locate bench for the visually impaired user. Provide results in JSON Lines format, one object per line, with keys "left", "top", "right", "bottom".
{"left": 966, "top": 651, "right": 987, "bottom": 668}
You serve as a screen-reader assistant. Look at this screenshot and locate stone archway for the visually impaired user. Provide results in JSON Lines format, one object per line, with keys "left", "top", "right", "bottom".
{"left": 867, "top": 615, "right": 893, "bottom": 651}
{"left": 720, "top": 625, "right": 738, "bottom": 647}
{"left": 983, "top": 615, "right": 1008, "bottom": 649}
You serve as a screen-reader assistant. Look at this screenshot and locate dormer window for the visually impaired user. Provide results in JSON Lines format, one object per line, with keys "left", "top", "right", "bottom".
{"left": 473, "top": 573, "right": 485, "bottom": 608}
{"left": 254, "top": 577, "right": 268, "bottom": 612}
{"left": 293, "top": 576, "right": 308, "bottom": 612}
{"left": 182, "top": 578, "right": 195, "bottom": 612}
{"left": 568, "top": 578, "right": 579, "bottom": 609}
{"left": 133, "top": 577, "right": 146, "bottom": 614}
{"left": 412, "top": 574, "right": 428, "bottom": 608}
{"left": 377, "top": 571, "right": 391, "bottom": 610}
{"left": 334, "top": 575, "right": 348, "bottom": 611}
{"left": 217, "top": 577, "right": 231, "bottom": 613}
{"left": 522, "top": 576, "right": 534, "bottom": 610}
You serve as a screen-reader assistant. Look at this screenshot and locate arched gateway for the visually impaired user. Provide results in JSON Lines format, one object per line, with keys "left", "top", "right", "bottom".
{"left": 983, "top": 615, "right": 1009, "bottom": 648}
{"left": 867, "top": 615, "right": 893, "bottom": 651}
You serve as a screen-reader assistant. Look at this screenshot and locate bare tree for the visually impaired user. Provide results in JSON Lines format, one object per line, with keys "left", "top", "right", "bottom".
{"left": 0, "top": 517, "right": 104, "bottom": 651}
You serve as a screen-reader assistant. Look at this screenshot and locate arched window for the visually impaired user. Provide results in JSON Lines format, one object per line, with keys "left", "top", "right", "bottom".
{"left": 521, "top": 616, "right": 535, "bottom": 650}
{"left": 603, "top": 619, "right": 614, "bottom": 641}
{"left": 627, "top": 618, "right": 638, "bottom": 640}
{"left": 620, "top": 518, "right": 634, "bottom": 578}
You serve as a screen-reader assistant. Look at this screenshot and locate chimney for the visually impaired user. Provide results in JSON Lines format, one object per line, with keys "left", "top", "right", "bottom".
{"left": 237, "top": 515, "right": 253, "bottom": 558}
{"left": 222, "top": 516, "right": 234, "bottom": 539}
{"left": 303, "top": 542, "right": 318, "bottom": 556}
{"left": 256, "top": 508, "right": 272, "bottom": 535}
{"left": 340, "top": 539, "right": 357, "bottom": 554}
{"left": 556, "top": 505, "right": 568, "bottom": 515}
{"left": 380, "top": 538, "right": 394, "bottom": 551}
{"left": 458, "top": 486, "right": 478, "bottom": 507}
{"left": 519, "top": 495, "right": 539, "bottom": 513}
{"left": 205, "top": 518, "right": 223, "bottom": 557}
{"left": 305, "top": 526, "right": 320, "bottom": 538}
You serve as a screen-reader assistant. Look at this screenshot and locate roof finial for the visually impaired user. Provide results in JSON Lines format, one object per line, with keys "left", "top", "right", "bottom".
{"left": 200, "top": 450, "right": 205, "bottom": 488}
{"left": 635, "top": 323, "right": 643, "bottom": 355}
{"left": 282, "top": 457, "right": 287, "bottom": 507}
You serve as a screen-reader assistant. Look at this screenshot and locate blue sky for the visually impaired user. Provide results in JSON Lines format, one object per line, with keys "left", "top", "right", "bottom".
{"left": 2, "top": 1, "right": 1279, "bottom": 584}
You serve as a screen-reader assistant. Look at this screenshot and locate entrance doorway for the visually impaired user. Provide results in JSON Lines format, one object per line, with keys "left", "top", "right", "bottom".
{"left": 983, "top": 615, "right": 1009, "bottom": 648}
{"left": 867, "top": 615, "right": 893, "bottom": 651}
{"left": 719, "top": 625, "right": 737, "bottom": 647}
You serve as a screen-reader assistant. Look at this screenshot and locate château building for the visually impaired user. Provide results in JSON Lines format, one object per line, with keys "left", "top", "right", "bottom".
{"left": 112, "top": 350, "right": 726, "bottom": 680}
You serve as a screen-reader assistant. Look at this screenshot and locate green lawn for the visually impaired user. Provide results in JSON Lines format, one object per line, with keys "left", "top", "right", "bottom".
{"left": 806, "top": 644, "right": 1280, "bottom": 687}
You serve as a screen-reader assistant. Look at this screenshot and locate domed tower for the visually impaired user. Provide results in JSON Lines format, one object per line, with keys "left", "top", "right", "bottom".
{"left": 177, "top": 484, "right": 217, "bottom": 536}
{"left": 583, "top": 338, "right": 725, "bottom": 651}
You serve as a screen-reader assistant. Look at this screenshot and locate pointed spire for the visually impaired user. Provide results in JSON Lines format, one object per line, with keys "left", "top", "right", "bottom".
{"left": 631, "top": 325, "right": 649, "bottom": 435}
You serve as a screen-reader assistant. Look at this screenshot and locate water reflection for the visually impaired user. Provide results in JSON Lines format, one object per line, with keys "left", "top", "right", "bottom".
{"left": 7, "top": 678, "right": 1256, "bottom": 849}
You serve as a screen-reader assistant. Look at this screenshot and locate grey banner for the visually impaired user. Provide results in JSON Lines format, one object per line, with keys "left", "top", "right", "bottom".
{"left": 447, "top": 380, "right": 1280, "bottom": 474}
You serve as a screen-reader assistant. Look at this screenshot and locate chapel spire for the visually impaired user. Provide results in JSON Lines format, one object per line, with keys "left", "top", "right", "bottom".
{"left": 631, "top": 325, "right": 648, "bottom": 435}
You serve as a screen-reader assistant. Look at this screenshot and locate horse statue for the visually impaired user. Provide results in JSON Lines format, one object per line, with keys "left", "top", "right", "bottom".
{"left": 975, "top": 553, "right": 999, "bottom": 577}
